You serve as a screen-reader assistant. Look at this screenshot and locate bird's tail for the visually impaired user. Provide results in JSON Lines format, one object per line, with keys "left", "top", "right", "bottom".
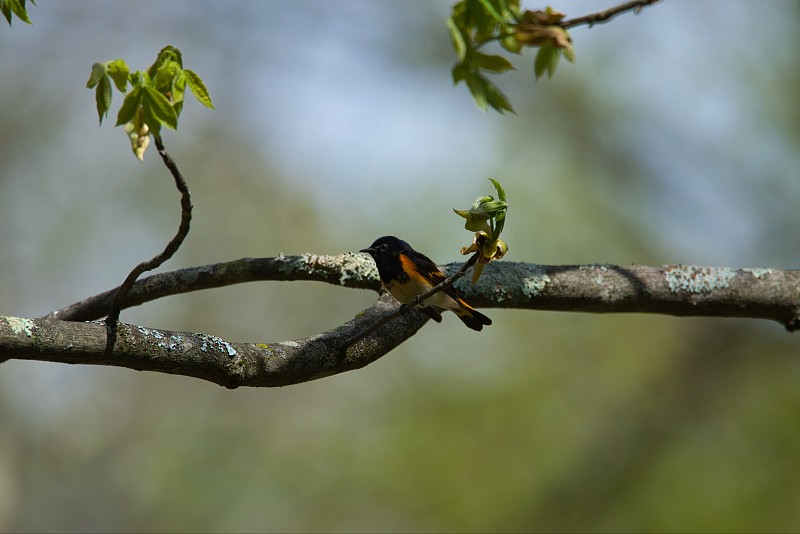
{"left": 453, "top": 299, "right": 492, "bottom": 331}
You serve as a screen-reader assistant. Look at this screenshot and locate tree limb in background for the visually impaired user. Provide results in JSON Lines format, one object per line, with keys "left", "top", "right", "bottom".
{"left": 3, "top": 294, "right": 428, "bottom": 388}
{"left": 2, "top": 259, "right": 797, "bottom": 385}
{"left": 46, "top": 258, "right": 800, "bottom": 331}
{"left": 41, "top": 257, "right": 800, "bottom": 330}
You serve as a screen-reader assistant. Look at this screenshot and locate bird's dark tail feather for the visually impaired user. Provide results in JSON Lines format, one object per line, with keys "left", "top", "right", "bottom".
{"left": 457, "top": 309, "right": 492, "bottom": 331}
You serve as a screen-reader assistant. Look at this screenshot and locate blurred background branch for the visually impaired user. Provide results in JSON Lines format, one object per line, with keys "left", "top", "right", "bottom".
{"left": 2, "top": 258, "right": 797, "bottom": 386}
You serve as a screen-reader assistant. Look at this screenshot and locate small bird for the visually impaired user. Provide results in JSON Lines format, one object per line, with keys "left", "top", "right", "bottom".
{"left": 360, "top": 236, "right": 492, "bottom": 331}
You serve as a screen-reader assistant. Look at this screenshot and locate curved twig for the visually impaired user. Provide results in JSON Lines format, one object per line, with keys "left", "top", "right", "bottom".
{"left": 104, "top": 136, "right": 192, "bottom": 352}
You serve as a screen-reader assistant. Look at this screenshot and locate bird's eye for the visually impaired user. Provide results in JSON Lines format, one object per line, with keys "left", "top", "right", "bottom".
{"left": 378, "top": 244, "right": 388, "bottom": 252}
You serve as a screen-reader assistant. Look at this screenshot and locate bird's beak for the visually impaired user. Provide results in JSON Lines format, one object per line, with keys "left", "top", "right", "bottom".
{"left": 359, "top": 247, "right": 373, "bottom": 254}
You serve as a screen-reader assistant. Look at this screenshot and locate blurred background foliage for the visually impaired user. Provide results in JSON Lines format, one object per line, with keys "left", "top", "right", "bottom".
{"left": 1, "top": 1, "right": 800, "bottom": 531}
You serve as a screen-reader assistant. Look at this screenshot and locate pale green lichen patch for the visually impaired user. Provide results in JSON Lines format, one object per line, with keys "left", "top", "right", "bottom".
{"left": 522, "top": 266, "right": 550, "bottom": 298}
{"left": 198, "top": 333, "right": 237, "bottom": 357}
{"left": 275, "top": 252, "right": 378, "bottom": 286}
{"left": 445, "top": 261, "right": 517, "bottom": 302}
{"left": 334, "top": 252, "right": 379, "bottom": 285}
{"left": 136, "top": 325, "right": 164, "bottom": 340}
{"left": 166, "top": 334, "right": 185, "bottom": 352}
{"left": 743, "top": 267, "right": 774, "bottom": 279}
{"left": 665, "top": 265, "right": 737, "bottom": 294}
{"left": 492, "top": 283, "right": 511, "bottom": 302}
{"left": 134, "top": 326, "right": 186, "bottom": 352}
{"left": 448, "top": 261, "right": 549, "bottom": 301}
{"left": 5, "top": 316, "right": 35, "bottom": 337}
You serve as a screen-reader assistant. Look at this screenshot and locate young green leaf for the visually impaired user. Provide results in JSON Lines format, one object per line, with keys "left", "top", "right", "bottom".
{"left": 183, "top": 69, "right": 215, "bottom": 109}
{"left": 471, "top": 51, "right": 515, "bottom": 73}
{"left": 129, "top": 69, "right": 150, "bottom": 87}
{"left": 2, "top": 0, "right": 33, "bottom": 25}
{"left": 534, "top": 44, "right": 560, "bottom": 80}
{"left": 171, "top": 70, "right": 187, "bottom": 105}
{"left": 561, "top": 42, "right": 575, "bottom": 63}
{"left": 152, "top": 62, "right": 179, "bottom": 95}
{"left": 477, "top": 0, "right": 505, "bottom": 25}
{"left": 465, "top": 0, "right": 498, "bottom": 42}
{"left": 447, "top": 16, "right": 468, "bottom": 62}
{"left": 451, "top": 62, "right": 469, "bottom": 84}
{"left": 140, "top": 99, "right": 163, "bottom": 141}
{"left": 115, "top": 86, "right": 143, "bottom": 127}
{"left": 482, "top": 76, "right": 514, "bottom": 113}
{"left": 106, "top": 59, "right": 130, "bottom": 92}
{"left": 142, "top": 85, "right": 178, "bottom": 130}
{"left": 465, "top": 73, "right": 489, "bottom": 111}
{"left": 148, "top": 45, "right": 183, "bottom": 78}
{"left": 489, "top": 177, "right": 506, "bottom": 202}
{"left": 86, "top": 62, "right": 107, "bottom": 89}
{"left": 463, "top": 71, "right": 514, "bottom": 114}
{"left": 454, "top": 208, "right": 492, "bottom": 232}
{"left": 95, "top": 76, "right": 113, "bottom": 125}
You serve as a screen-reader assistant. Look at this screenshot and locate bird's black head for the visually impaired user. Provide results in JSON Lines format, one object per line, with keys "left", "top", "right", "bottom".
{"left": 360, "top": 236, "right": 412, "bottom": 284}
{"left": 359, "top": 236, "right": 411, "bottom": 258}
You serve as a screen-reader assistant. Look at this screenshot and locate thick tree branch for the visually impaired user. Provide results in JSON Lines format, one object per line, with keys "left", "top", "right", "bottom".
{"left": 46, "top": 253, "right": 380, "bottom": 321}
{"left": 47, "top": 258, "right": 800, "bottom": 331}
{"left": 4, "top": 294, "right": 428, "bottom": 387}
{"left": 456, "top": 262, "right": 800, "bottom": 331}
{"left": 5, "top": 259, "right": 797, "bottom": 386}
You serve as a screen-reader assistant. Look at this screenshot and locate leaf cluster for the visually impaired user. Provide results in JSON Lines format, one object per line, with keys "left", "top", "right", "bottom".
{"left": 454, "top": 178, "right": 509, "bottom": 283}
{"left": 448, "top": 0, "right": 575, "bottom": 113}
{"left": 86, "top": 46, "right": 214, "bottom": 160}
{"left": 1, "top": 0, "right": 34, "bottom": 26}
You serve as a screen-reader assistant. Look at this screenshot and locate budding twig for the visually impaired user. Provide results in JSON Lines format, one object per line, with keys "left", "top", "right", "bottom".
{"left": 560, "top": 0, "right": 662, "bottom": 29}
{"left": 105, "top": 136, "right": 192, "bottom": 354}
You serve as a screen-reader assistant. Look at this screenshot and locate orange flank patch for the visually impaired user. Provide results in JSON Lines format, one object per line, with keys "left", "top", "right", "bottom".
{"left": 388, "top": 254, "right": 434, "bottom": 304}
{"left": 391, "top": 253, "right": 475, "bottom": 316}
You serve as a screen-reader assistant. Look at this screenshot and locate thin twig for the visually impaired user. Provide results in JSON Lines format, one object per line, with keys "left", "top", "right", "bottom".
{"left": 560, "top": 0, "right": 662, "bottom": 29}
{"left": 104, "top": 135, "right": 192, "bottom": 353}
{"left": 473, "top": 0, "right": 662, "bottom": 49}
{"left": 345, "top": 251, "right": 481, "bottom": 347}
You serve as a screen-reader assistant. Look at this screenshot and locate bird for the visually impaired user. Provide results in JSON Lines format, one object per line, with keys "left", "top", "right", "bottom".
{"left": 360, "top": 236, "right": 492, "bottom": 331}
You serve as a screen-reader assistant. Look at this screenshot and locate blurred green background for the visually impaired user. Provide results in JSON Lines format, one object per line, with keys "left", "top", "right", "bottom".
{"left": 2, "top": 1, "right": 800, "bottom": 532}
